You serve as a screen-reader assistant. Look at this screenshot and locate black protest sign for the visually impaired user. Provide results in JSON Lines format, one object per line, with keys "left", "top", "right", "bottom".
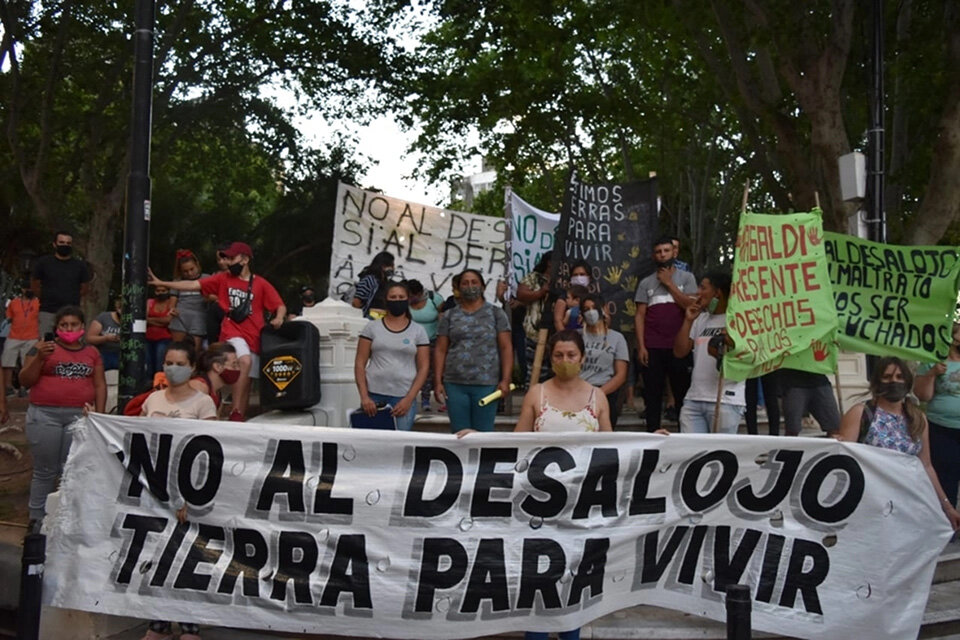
{"left": 824, "top": 233, "right": 960, "bottom": 361}
{"left": 551, "top": 172, "right": 658, "bottom": 334}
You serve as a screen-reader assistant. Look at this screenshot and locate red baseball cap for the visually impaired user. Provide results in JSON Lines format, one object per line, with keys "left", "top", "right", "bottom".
{"left": 220, "top": 241, "right": 253, "bottom": 258}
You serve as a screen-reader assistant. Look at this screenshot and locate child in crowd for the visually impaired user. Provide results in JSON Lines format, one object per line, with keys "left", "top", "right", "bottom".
{"left": 562, "top": 285, "right": 588, "bottom": 331}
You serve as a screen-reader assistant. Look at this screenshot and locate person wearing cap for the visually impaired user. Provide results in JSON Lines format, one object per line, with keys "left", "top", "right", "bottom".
{"left": 287, "top": 285, "right": 317, "bottom": 320}
{"left": 149, "top": 241, "right": 285, "bottom": 421}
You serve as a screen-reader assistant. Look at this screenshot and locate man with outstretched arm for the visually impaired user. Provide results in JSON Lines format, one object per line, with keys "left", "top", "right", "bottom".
{"left": 149, "top": 242, "right": 285, "bottom": 421}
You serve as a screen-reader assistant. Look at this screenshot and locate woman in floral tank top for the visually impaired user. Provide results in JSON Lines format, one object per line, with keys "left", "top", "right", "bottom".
{"left": 839, "top": 356, "right": 960, "bottom": 530}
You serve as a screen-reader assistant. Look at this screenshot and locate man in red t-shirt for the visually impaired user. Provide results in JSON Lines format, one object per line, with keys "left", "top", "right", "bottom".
{"left": 149, "top": 242, "right": 285, "bottom": 421}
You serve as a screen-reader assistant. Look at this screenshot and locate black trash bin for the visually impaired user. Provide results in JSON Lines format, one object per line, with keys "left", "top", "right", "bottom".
{"left": 260, "top": 322, "right": 321, "bottom": 411}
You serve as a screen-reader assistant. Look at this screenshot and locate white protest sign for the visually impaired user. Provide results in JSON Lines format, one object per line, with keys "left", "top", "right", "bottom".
{"left": 328, "top": 182, "right": 507, "bottom": 300}
{"left": 46, "top": 414, "right": 951, "bottom": 640}
{"left": 506, "top": 190, "right": 559, "bottom": 289}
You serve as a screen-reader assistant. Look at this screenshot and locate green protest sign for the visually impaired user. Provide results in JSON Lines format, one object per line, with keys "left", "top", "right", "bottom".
{"left": 724, "top": 211, "right": 838, "bottom": 381}
{"left": 823, "top": 233, "right": 960, "bottom": 362}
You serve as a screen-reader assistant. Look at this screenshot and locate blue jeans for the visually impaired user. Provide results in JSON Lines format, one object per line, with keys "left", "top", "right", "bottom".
{"left": 368, "top": 392, "right": 417, "bottom": 431}
{"left": 445, "top": 382, "right": 498, "bottom": 432}
{"left": 680, "top": 399, "right": 745, "bottom": 434}
{"left": 146, "top": 338, "right": 171, "bottom": 377}
{"left": 100, "top": 350, "right": 119, "bottom": 371}
{"left": 525, "top": 630, "right": 580, "bottom": 640}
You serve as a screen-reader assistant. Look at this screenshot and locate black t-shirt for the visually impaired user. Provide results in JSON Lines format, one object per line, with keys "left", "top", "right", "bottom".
{"left": 32, "top": 255, "right": 91, "bottom": 312}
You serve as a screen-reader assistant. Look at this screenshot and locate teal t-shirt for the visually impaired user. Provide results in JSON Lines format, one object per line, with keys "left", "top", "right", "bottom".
{"left": 917, "top": 361, "right": 960, "bottom": 429}
{"left": 410, "top": 291, "right": 445, "bottom": 341}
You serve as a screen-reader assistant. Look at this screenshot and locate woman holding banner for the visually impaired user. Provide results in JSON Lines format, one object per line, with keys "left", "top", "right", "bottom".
{"left": 457, "top": 330, "right": 617, "bottom": 640}
{"left": 914, "top": 324, "right": 960, "bottom": 511}
{"left": 435, "top": 269, "right": 512, "bottom": 432}
{"left": 839, "top": 356, "right": 960, "bottom": 530}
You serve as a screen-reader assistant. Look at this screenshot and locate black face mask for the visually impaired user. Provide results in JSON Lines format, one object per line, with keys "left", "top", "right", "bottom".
{"left": 23, "top": 290, "right": 35, "bottom": 299}
{"left": 386, "top": 299, "right": 409, "bottom": 317}
{"left": 301, "top": 295, "right": 315, "bottom": 304}
{"left": 877, "top": 381, "right": 908, "bottom": 403}
{"left": 228, "top": 262, "right": 244, "bottom": 277}
{"left": 156, "top": 293, "right": 171, "bottom": 301}
{"left": 656, "top": 257, "right": 675, "bottom": 269}
{"left": 55, "top": 244, "right": 73, "bottom": 257}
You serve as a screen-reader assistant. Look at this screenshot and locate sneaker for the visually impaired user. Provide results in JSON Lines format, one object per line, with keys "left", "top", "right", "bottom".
{"left": 4, "top": 388, "right": 13, "bottom": 397}
{"left": 228, "top": 409, "right": 245, "bottom": 422}
{"left": 18, "top": 387, "right": 27, "bottom": 398}
{"left": 438, "top": 404, "right": 447, "bottom": 413}
{"left": 421, "top": 400, "right": 431, "bottom": 413}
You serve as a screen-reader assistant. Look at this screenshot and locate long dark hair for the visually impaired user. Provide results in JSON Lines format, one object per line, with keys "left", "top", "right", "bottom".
{"left": 458, "top": 269, "right": 486, "bottom": 301}
{"left": 358, "top": 251, "right": 395, "bottom": 282}
{"left": 163, "top": 340, "right": 197, "bottom": 366}
{"left": 869, "top": 356, "right": 923, "bottom": 441}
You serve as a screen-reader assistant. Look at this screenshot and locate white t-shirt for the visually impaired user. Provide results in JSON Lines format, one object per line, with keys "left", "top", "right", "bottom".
{"left": 360, "top": 318, "right": 430, "bottom": 397}
{"left": 142, "top": 389, "right": 217, "bottom": 419}
{"left": 685, "top": 313, "right": 745, "bottom": 406}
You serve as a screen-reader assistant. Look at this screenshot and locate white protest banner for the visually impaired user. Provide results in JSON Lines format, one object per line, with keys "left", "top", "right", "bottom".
{"left": 506, "top": 190, "right": 559, "bottom": 289}
{"left": 46, "top": 414, "right": 951, "bottom": 640}
{"left": 328, "top": 182, "right": 507, "bottom": 300}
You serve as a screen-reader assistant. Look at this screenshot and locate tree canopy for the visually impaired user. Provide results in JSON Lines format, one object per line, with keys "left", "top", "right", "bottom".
{"left": 373, "top": 0, "right": 960, "bottom": 268}
{"left": 0, "top": 0, "right": 393, "bottom": 307}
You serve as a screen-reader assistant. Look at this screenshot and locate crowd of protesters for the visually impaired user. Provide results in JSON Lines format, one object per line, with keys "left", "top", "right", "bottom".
{"left": 3, "top": 229, "right": 960, "bottom": 640}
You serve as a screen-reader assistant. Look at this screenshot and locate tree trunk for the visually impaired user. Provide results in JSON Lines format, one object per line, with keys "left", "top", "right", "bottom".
{"left": 83, "top": 199, "right": 121, "bottom": 320}
{"left": 906, "top": 87, "right": 960, "bottom": 245}
{"left": 905, "top": 2, "right": 960, "bottom": 245}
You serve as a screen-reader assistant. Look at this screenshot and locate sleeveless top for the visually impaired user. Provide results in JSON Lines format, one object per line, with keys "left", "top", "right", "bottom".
{"left": 863, "top": 405, "right": 921, "bottom": 456}
{"left": 534, "top": 384, "right": 600, "bottom": 433}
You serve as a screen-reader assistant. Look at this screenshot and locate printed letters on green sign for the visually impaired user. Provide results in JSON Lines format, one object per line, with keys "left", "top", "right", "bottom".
{"left": 724, "top": 211, "right": 837, "bottom": 381}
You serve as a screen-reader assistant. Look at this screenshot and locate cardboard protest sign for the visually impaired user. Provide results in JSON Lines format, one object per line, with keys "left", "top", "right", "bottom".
{"left": 505, "top": 189, "right": 559, "bottom": 290}
{"left": 327, "top": 182, "right": 507, "bottom": 300}
{"left": 551, "top": 172, "right": 658, "bottom": 334}
{"left": 46, "top": 414, "right": 951, "bottom": 640}
{"left": 725, "top": 211, "right": 837, "bottom": 381}
{"left": 824, "top": 233, "right": 960, "bottom": 362}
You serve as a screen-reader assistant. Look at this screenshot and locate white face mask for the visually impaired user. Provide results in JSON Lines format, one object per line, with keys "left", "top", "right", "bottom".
{"left": 570, "top": 275, "right": 589, "bottom": 287}
{"left": 583, "top": 309, "right": 601, "bottom": 326}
